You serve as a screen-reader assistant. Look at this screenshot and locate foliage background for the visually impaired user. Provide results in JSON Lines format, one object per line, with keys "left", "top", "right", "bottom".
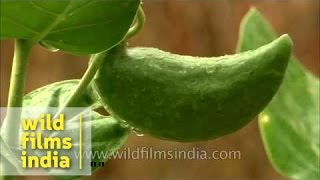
{"left": 0, "top": 0, "right": 319, "bottom": 179}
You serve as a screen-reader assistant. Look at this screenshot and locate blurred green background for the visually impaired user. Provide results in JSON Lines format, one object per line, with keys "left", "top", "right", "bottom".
{"left": 1, "top": 0, "right": 319, "bottom": 179}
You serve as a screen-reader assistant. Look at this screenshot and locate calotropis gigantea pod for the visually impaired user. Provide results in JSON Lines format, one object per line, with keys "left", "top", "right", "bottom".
{"left": 94, "top": 34, "right": 293, "bottom": 142}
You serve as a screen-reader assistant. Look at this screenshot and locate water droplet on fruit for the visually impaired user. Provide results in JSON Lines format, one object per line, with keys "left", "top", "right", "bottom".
{"left": 205, "top": 67, "right": 215, "bottom": 74}
{"left": 119, "top": 119, "right": 130, "bottom": 128}
{"left": 132, "top": 128, "right": 144, "bottom": 137}
{"left": 117, "top": 118, "right": 130, "bottom": 128}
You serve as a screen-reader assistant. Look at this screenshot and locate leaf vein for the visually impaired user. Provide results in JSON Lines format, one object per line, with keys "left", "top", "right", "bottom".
{"left": 29, "top": 0, "right": 59, "bottom": 17}
{"left": 68, "top": 0, "right": 99, "bottom": 14}
{"left": 29, "top": 0, "right": 73, "bottom": 43}
{"left": 49, "top": 21, "right": 111, "bottom": 34}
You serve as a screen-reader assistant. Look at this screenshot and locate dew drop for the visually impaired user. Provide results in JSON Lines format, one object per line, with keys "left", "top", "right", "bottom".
{"left": 39, "top": 41, "right": 60, "bottom": 52}
{"left": 205, "top": 67, "right": 215, "bottom": 74}
{"left": 179, "top": 69, "right": 187, "bottom": 74}
{"left": 119, "top": 119, "right": 130, "bottom": 128}
{"left": 132, "top": 128, "right": 144, "bottom": 137}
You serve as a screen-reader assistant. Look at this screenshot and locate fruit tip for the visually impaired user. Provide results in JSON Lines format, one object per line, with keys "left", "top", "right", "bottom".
{"left": 248, "top": 6, "right": 257, "bottom": 13}
{"left": 247, "top": 6, "right": 261, "bottom": 16}
{"left": 279, "top": 34, "right": 293, "bottom": 48}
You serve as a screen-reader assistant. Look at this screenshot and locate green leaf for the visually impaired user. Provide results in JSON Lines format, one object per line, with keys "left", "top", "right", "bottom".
{"left": 0, "top": 0, "right": 140, "bottom": 54}
{"left": 23, "top": 79, "right": 95, "bottom": 107}
{"left": 237, "top": 8, "right": 320, "bottom": 180}
{"left": 21, "top": 80, "right": 129, "bottom": 179}
{"left": 0, "top": 135, "right": 23, "bottom": 175}
{"left": 46, "top": 112, "right": 129, "bottom": 180}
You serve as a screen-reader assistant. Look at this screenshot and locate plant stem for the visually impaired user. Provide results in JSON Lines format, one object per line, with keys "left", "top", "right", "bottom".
{"left": 0, "top": 39, "right": 32, "bottom": 180}
{"left": 125, "top": 6, "right": 145, "bottom": 40}
{"left": 57, "top": 52, "right": 107, "bottom": 109}
{"left": 1, "top": 39, "right": 32, "bottom": 146}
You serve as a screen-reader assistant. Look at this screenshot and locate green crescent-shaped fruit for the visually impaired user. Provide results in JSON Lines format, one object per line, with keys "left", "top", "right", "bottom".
{"left": 94, "top": 34, "right": 292, "bottom": 142}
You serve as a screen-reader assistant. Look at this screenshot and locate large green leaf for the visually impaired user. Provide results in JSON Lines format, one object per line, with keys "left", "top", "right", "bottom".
{"left": 237, "top": 8, "right": 320, "bottom": 180}
{"left": 22, "top": 79, "right": 95, "bottom": 107}
{"left": 0, "top": 135, "right": 23, "bottom": 175}
{"left": 0, "top": 0, "right": 140, "bottom": 54}
{"left": 21, "top": 80, "right": 129, "bottom": 179}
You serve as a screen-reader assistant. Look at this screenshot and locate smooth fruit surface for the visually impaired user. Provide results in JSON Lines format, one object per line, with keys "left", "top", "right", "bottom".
{"left": 94, "top": 35, "right": 292, "bottom": 142}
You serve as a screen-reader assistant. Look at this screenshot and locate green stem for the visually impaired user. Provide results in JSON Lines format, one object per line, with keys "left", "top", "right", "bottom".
{"left": 58, "top": 52, "right": 107, "bottom": 109}
{"left": 1, "top": 39, "right": 32, "bottom": 146}
{"left": 125, "top": 6, "right": 145, "bottom": 40}
{"left": 1, "top": 39, "right": 32, "bottom": 180}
